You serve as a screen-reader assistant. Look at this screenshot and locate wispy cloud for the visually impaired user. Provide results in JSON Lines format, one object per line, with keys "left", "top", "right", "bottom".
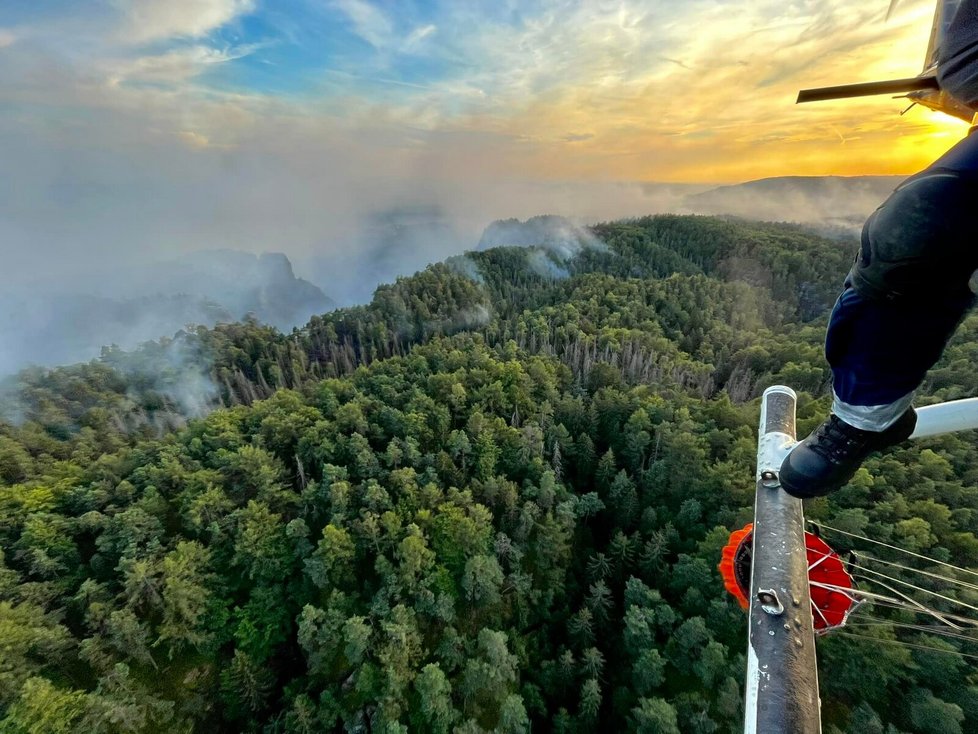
{"left": 404, "top": 23, "right": 437, "bottom": 50}
{"left": 105, "top": 43, "right": 260, "bottom": 86}
{"left": 111, "top": 0, "right": 255, "bottom": 43}
{"left": 330, "top": 0, "right": 394, "bottom": 49}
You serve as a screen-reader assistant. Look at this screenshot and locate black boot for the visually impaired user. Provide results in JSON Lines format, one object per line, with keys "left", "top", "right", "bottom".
{"left": 779, "top": 408, "right": 917, "bottom": 499}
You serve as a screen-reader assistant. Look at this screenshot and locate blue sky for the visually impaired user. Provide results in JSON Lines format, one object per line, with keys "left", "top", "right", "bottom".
{"left": 0, "top": 0, "right": 967, "bottom": 282}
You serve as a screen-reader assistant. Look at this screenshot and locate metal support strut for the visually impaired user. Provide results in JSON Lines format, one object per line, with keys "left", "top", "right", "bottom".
{"left": 743, "top": 386, "right": 821, "bottom": 734}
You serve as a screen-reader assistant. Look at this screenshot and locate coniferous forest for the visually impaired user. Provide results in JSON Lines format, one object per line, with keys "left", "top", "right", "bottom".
{"left": 3, "top": 215, "right": 978, "bottom": 733}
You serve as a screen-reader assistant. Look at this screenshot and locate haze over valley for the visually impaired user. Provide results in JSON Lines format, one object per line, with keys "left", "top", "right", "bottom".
{"left": 3, "top": 175, "right": 903, "bottom": 377}
{"left": 1, "top": 250, "right": 332, "bottom": 376}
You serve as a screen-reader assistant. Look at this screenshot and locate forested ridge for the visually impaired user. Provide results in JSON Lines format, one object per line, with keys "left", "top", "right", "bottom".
{"left": 2, "top": 214, "right": 978, "bottom": 733}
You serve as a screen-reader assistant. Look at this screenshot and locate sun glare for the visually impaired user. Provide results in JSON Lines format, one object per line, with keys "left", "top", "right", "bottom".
{"left": 888, "top": 113, "right": 972, "bottom": 172}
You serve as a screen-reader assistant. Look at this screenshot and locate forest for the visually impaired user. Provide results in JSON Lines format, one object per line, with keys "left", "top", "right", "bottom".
{"left": 2, "top": 214, "right": 978, "bottom": 733}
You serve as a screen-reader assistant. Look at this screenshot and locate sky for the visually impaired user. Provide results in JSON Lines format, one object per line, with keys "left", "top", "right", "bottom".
{"left": 0, "top": 0, "right": 971, "bottom": 285}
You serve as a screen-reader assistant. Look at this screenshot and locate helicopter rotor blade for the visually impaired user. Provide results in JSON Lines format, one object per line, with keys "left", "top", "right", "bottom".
{"left": 797, "top": 76, "right": 939, "bottom": 103}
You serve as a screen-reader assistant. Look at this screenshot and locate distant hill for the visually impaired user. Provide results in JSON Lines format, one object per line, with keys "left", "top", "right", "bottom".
{"left": 0, "top": 251, "right": 333, "bottom": 375}
{"left": 684, "top": 175, "right": 905, "bottom": 232}
{"left": 129, "top": 250, "right": 334, "bottom": 332}
{"left": 477, "top": 178, "right": 905, "bottom": 253}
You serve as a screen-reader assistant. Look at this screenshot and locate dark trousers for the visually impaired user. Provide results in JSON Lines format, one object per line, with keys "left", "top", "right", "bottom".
{"left": 826, "top": 131, "right": 978, "bottom": 423}
{"left": 827, "top": 281, "right": 975, "bottom": 408}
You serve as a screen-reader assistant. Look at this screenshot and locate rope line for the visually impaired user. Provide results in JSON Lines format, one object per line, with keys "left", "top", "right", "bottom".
{"left": 831, "top": 632, "right": 978, "bottom": 662}
{"left": 851, "top": 574, "right": 967, "bottom": 629}
{"left": 811, "top": 581, "right": 970, "bottom": 629}
{"left": 850, "top": 565, "right": 978, "bottom": 616}
{"left": 811, "top": 522, "right": 978, "bottom": 580}
{"left": 851, "top": 597, "right": 978, "bottom": 628}
{"left": 846, "top": 619, "right": 978, "bottom": 646}
{"left": 856, "top": 553, "right": 978, "bottom": 595}
{"left": 802, "top": 542, "right": 978, "bottom": 610}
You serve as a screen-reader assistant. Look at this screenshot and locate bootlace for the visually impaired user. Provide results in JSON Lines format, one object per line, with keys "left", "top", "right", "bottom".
{"left": 809, "top": 415, "right": 869, "bottom": 463}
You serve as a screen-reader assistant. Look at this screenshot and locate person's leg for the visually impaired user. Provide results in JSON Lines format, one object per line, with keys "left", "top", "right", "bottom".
{"left": 826, "top": 279, "right": 974, "bottom": 431}
{"left": 781, "top": 169, "right": 978, "bottom": 498}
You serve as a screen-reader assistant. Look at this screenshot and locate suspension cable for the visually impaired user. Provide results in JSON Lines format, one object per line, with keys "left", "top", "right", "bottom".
{"left": 851, "top": 565, "right": 978, "bottom": 616}
{"left": 845, "top": 619, "right": 978, "bottom": 646}
{"left": 852, "top": 573, "right": 971, "bottom": 629}
{"left": 811, "top": 522, "right": 978, "bottom": 580}
{"left": 850, "top": 596, "right": 978, "bottom": 628}
{"left": 831, "top": 632, "right": 978, "bottom": 662}
{"left": 801, "top": 542, "right": 978, "bottom": 631}
{"left": 856, "top": 552, "right": 978, "bottom": 595}
{"left": 811, "top": 581, "right": 969, "bottom": 629}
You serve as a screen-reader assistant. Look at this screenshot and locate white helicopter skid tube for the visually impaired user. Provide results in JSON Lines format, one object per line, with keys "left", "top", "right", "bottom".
{"left": 910, "top": 398, "right": 978, "bottom": 439}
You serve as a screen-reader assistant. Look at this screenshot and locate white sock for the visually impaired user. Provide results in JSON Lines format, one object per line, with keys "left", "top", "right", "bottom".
{"left": 831, "top": 390, "right": 914, "bottom": 432}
